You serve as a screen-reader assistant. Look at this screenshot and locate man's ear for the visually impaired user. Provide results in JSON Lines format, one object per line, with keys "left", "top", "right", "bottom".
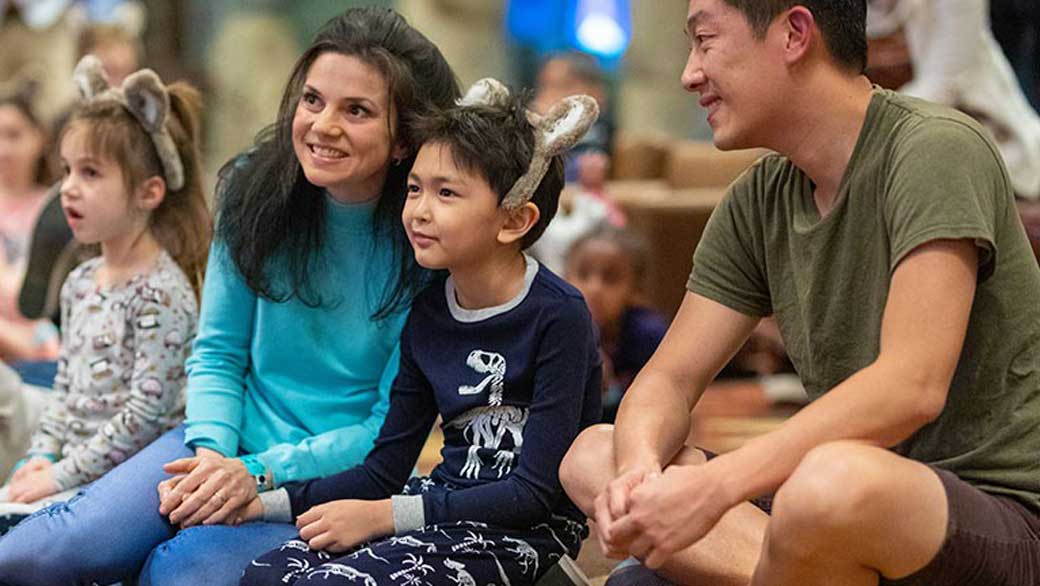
{"left": 497, "top": 202, "right": 541, "bottom": 246}
{"left": 781, "top": 6, "right": 815, "bottom": 65}
{"left": 136, "top": 176, "right": 166, "bottom": 212}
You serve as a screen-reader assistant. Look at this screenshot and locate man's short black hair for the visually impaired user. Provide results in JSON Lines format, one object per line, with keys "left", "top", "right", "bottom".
{"left": 411, "top": 92, "right": 564, "bottom": 249}
{"left": 721, "top": 0, "right": 868, "bottom": 73}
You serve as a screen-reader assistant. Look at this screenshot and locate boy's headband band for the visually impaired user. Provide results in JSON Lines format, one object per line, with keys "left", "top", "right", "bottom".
{"left": 457, "top": 78, "right": 599, "bottom": 209}
{"left": 72, "top": 55, "right": 185, "bottom": 191}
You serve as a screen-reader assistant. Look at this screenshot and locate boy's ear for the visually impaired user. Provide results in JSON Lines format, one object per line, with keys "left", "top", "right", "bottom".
{"left": 135, "top": 176, "right": 166, "bottom": 212}
{"left": 496, "top": 202, "right": 540, "bottom": 246}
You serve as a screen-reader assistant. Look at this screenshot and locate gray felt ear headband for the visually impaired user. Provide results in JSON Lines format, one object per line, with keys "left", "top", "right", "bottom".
{"left": 72, "top": 55, "right": 184, "bottom": 191}
{"left": 457, "top": 78, "right": 599, "bottom": 209}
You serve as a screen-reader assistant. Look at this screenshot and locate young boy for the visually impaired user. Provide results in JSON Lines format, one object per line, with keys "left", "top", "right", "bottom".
{"left": 237, "top": 80, "right": 603, "bottom": 586}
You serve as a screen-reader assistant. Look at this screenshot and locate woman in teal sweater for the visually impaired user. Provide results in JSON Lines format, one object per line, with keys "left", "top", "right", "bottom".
{"left": 0, "top": 8, "right": 459, "bottom": 586}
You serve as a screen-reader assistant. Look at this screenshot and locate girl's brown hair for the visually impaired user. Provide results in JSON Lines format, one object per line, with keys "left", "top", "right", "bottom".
{"left": 62, "top": 82, "right": 212, "bottom": 299}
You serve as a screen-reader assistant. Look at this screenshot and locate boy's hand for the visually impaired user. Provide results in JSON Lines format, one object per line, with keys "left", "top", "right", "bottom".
{"left": 297, "top": 499, "right": 394, "bottom": 553}
{"left": 229, "top": 497, "right": 265, "bottom": 525}
{"left": 8, "top": 462, "right": 59, "bottom": 504}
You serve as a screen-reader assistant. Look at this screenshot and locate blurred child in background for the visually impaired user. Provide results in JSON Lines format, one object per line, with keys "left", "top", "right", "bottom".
{"left": 565, "top": 225, "right": 666, "bottom": 422}
{"left": 0, "top": 75, "right": 60, "bottom": 363}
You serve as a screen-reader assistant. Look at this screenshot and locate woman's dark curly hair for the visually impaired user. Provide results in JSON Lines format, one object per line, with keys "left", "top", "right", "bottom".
{"left": 215, "top": 7, "right": 460, "bottom": 318}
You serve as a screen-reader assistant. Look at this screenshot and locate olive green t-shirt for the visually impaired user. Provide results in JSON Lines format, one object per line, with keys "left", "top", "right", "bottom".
{"left": 689, "top": 89, "right": 1040, "bottom": 511}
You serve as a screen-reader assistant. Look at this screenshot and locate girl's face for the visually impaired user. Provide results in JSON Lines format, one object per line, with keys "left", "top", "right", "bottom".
{"left": 0, "top": 105, "right": 45, "bottom": 187}
{"left": 58, "top": 124, "right": 145, "bottom": 246}
{"left": 292, "top": 52, "right": 404, "bottom": 204}
{"left": 565, "top": 238, "right": 637, "bottom": 328}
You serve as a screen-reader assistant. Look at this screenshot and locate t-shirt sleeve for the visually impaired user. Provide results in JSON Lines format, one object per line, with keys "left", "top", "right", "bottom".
{"left": 884, "top": 119, "right": 1005, "bottom": 278}
{"left": 687, "top": 164, "right": 772, "bottom": 317}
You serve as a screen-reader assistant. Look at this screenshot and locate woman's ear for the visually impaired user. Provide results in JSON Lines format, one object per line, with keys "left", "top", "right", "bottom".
{"left": 391, "top": 142, "right": 410, "bottom": 165}
{"left": 136, "top": 176, "right": 166, "bottom": 212}
{"left": 497, "top": 202, "right": 540, "bottom": 246}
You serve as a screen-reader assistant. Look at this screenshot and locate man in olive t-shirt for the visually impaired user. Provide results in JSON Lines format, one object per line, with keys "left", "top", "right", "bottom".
{"left": 558, "top": 1, "right": 1040, "bottom": 586}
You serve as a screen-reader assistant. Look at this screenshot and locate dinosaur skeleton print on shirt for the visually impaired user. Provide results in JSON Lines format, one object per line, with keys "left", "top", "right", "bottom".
{"left": 450, "top": 350, "right": 529, "bottom": 480}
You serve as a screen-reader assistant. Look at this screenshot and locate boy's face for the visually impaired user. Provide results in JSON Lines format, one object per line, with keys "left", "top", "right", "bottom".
{"left": 681, "top": 0, "right": 787, "bottom": 150}
{"left": 565, "top": 239, "right": 636, "bottom": 329}
{"left": 403, "top": 142, "right": 514, "bottom": 271}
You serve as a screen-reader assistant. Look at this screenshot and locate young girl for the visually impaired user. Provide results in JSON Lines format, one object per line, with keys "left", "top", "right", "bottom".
{"left": 239, "top": 80, "right": 602, "bottom": 586}
{"left": 0, "top": 9, "right": 460, "bottom": 586}
{"left": 564, "top": 226, "right": 667, "bottom": 422}
{"left": 0, "top": 56, "right": 209, "bottom": 517}
{"left": 0, "top": 76, "right": 61, "bottom": 363}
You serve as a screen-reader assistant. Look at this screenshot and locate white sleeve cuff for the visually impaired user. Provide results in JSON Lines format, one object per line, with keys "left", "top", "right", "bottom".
{"left": 258, "top": 488, "right": 293, "bottom": 524}
{"left": 390, "top": 494, "right": 425, "bottom": 534}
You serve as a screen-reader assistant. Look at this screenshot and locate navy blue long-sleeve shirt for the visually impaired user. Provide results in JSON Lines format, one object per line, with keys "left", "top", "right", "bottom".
{"left": 262, "top": 257, "right": 602, "bottom": 531}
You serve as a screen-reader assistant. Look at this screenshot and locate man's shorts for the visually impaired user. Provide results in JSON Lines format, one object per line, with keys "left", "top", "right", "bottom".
{"left": 879, "top": 468, "right": 1040, "bottom": 586}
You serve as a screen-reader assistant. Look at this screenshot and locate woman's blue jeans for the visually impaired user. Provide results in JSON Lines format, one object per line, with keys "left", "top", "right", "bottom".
{"left": 0, "top": 426, "right": 299, "bottom": 586}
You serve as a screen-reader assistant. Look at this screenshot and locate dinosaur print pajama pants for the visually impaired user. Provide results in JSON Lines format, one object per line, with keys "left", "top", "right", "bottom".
{"left": 240, "top": 477, "right": 587, "bottom": 586}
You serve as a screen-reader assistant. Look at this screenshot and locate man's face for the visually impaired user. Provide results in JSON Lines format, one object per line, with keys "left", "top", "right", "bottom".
{"left": 681, "top": 0, "right": 785, "bottom": 150}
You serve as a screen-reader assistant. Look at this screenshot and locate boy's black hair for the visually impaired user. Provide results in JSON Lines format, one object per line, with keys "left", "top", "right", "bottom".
{"left": 721, "top": 0, "right": 868, "bottom": 73}
{"left": 411, "top": 92, "right": 564, "bottom": 249}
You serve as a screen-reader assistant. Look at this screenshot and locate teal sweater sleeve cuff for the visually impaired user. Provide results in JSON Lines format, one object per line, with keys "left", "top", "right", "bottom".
{"left": 183, "top": 424, "right": 237, "bottom": 457}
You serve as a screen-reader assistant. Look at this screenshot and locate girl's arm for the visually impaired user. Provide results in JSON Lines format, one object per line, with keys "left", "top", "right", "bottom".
{"left": 24, "top": 274, "right": 78, "bottom": 462}
{"left": 182, "top": 243, "right": 254, "bottom": 456}
{"left": 49, "top": 279, "right": 197, "bottom": 490}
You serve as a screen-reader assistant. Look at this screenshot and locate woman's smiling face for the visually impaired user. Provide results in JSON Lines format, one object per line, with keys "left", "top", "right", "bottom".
{"left": 291, "top": 52, "right": 404, "bottom": 203}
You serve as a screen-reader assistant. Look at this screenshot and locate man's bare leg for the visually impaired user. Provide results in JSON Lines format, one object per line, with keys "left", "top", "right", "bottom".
{"left": 560, "top": 425, "right": 768, "bottom": 586}
{"left": 752, "top": 441, "right": 947, "bottom": 586}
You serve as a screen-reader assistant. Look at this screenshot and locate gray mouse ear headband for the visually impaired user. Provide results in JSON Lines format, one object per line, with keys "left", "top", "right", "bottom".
{"left": 457, "top": 78, "right": 600, "bottom": 210}
{"left": 72, "top": 55, "right": 184, "bottom": 191}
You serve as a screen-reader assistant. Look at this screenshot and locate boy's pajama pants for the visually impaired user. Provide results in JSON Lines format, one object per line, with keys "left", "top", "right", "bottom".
{"left": 241, "top": 477, "right": 587, "bottom": 586}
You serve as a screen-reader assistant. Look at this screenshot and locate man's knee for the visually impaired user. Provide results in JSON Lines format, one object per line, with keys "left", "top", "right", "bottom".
{"left": 559, "top": 424, "right": 614, "bottom": 510}
{"left": 768, "top": 442, "right": 895, "bottom": 555}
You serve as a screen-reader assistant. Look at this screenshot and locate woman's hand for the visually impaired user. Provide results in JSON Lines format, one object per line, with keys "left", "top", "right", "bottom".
{"left": 158, "top": 451, "right": 257, "bottom": 528}
{"left": 8, "top": 460, "right": 60, "bottom": 504}
{"left": 297, "top": 499, "right": 394, "bottom": 553}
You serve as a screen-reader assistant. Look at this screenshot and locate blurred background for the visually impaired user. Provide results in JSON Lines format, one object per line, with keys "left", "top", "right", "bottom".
{"left": 2, "top": 0, "right": 1039, "bottom": 445}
